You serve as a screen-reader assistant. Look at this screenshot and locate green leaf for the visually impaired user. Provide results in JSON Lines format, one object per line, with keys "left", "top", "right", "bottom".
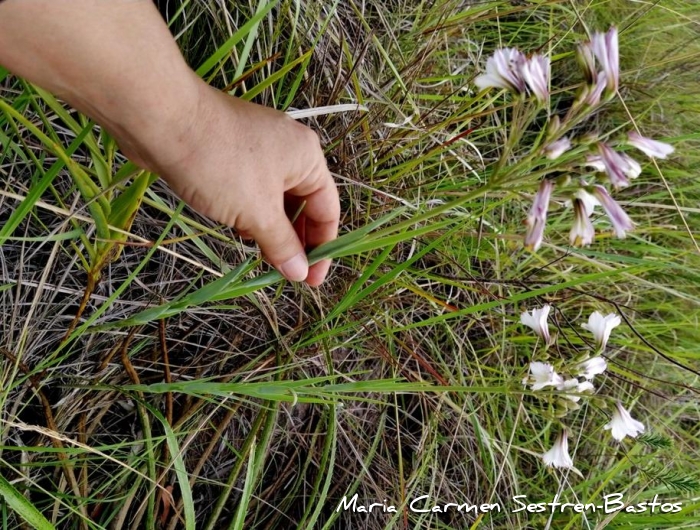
{"left": 98, "top": 170, "right": 155, "bottom": 261}
{"left": 147, "top": 408, "right": 196, "bottom": 530}
{"left": 0, "top": 473, "right": 55, "bottom": 530}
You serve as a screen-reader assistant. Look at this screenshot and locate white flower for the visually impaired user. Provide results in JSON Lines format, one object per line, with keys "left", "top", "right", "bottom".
{"left": 621, "top": 154, "right": 642, "bottom": 179}
{"left": 577, "top": 356, "right": 607, "bottom": 380}
{"left": 581, "top": 311, "right": 621, "bottom": 350}
{"left": 521, "top": 54, "right": 550, "bottom": 103}
{"left": 627, "top": 131, "right": 675, "bottom": 159}
{"left": 585, "top": 155, "right": 606, "bottom": 173}
{"left": 604, "top": 402, "right": 645, "bottom": 441}
{"left": 590, "top": 185, "right": 634, "bottom": 238}
{"left": 524, "top": 361, "right": 563, "bottom": 391}
{"left": 570, "top": 198, "right": 595, "bottom": 246}
{"left": 524, "top": 180, "right": 553, "bottom": 251}
{"left": 574, "top": 188, "right": 600, "bottom": 217}
{"left": 542, "top": 429, "right": 574, "bottom": 469}
{"left": 475, "top": 48, "right": 526, "bottom": 93}
{"left": 544, "top": 137, "right": 571, "bottom": 160}
{"left": 557, "top": 378, "right": 595, "bottom": 402}
{"left": 520, "top": 305, "right": 551, "bottom": 343}
{"left": 590, "top": 27, "right": 619, "bottom": 92}
{"left": 578, "top": 380, "right": 595, "bottom": 393}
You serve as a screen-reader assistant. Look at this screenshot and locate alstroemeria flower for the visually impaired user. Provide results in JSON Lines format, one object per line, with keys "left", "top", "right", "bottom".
{"left": 524, "top": 361, "right": 563, "bottom": 391}
{"left": 475, "top": 48, "right": 526, "bottom": 93}
{"left": 558, "top": 379, "right": 595, "bottom": 402}
{"left": 544, "top": 137, "right": 571, "bottom": 160}
{"left": 581, "top": 311, "right": 621, "bottom": 350}
{"left": 570, "top": 198, "right": 595, "bottom": 246}
{"left": 543, "top": 429, "right": 574, "bottom": 469}
{"left": 521, "top": 54, "right": 550, "bottom": 103}
{"left": 627, "top": 131, "right": 675, "bottom": 159}
{"left": 590, "top": 27, "right": 619, "bottom": 92}
{"left": 604, "top": 402, "right": 645, "bottom": 441}
{"left": 525, "top": 180, "right": 553, "bottom": 251}
{"left": 520, "top": 305, "right": 552, "bottom": 343}
{"left": 591, "top": 185, "right": 634, "bottom": 238}
{"left": 577, "top": 356, "right": 607, "bottom": 380}
{"left": 598, "top": 143, "right": 632, "bottom": 189}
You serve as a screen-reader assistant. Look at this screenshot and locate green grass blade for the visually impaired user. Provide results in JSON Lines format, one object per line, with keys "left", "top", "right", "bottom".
{"left": 195, "top": 0, "right": 279, "bottom": 79}
{"left": 0, "top": 473, "right": 55, "bottom": 530}
{"left": 0, "top": 122, "right": 93, "bottom": 246}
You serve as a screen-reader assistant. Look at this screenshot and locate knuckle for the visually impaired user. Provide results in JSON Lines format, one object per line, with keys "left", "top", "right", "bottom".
{"left": 301, "top": 126, "right": 322, "bottom": 149}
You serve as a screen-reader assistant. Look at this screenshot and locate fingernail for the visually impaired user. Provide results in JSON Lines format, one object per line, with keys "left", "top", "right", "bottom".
{"left": 279, "top": 253, "right": 308, "bottom": 282}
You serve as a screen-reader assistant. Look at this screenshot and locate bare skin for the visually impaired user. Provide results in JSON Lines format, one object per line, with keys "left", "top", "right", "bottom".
{"left": 0, "top": 0, "right": 339, "bottom": 285}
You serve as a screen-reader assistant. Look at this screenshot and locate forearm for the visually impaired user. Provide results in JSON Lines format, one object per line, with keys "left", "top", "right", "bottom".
{"left": 0, "top": 0, "right": 200, "bottom": 167}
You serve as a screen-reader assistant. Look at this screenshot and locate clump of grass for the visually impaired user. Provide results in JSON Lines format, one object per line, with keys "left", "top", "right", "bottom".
{"left": 1, "top": 0, "right": 699, "bottom": 528}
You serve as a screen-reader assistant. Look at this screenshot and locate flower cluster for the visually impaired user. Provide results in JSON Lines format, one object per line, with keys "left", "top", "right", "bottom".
{"left": 520, "top": 305, "right": 645, "bottom": 470}
{"left": 475, "top": 48, "right": 550, "bottom": 103}
{"left": 474, "top": 28, "right": 675, "bottom": 251}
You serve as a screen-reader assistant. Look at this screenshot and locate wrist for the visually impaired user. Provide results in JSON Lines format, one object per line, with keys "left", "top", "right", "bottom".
{"left": 100, "top": 71, "right": 205, "bottom": 172}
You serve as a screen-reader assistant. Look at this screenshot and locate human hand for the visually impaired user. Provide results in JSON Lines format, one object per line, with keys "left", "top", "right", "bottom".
{"left": 0, "top": 0, "right": 339, "bottom": 287}
{"left": 124, "top": 83, "right": 340, "bottom": 287}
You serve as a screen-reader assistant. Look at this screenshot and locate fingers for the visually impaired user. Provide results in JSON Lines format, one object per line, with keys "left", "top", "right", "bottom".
{"left": 249, "top": 208, "right": 308, "bottom": 283}
{"left": 288, "top": 164, "right": 340, "bottom": 286}
{"left": 307, "top": 259, "right": 332, "bottom": 287}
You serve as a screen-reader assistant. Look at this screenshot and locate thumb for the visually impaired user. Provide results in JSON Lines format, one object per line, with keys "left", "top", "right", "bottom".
{"left": 250, "top": 211, "right": 308, "bottom": 282}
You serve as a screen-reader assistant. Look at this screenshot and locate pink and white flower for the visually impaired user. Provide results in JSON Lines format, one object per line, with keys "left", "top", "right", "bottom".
{"left": 585, "top": 71, "right": 608, "bottom": 106}
{"left": 525, "top": 180, "right": 553, "bottom": 251}
{"left": 521, "top": 54, "right": 550, "bottom": 103}
{"left": 621, "top": 154, "right": 642, "bottom": 179}
{"left": 574, "top": 188, "right": 600, "bottom": 217}
{"left": 591, "top": 185, "right": 634, "bottom": 238}
{"left": 581, "top": 311, "right": 621, "bottom": 351}
{"left": 570, "top": 198, "right": 595, "bottom": 246}
{"left": 475, "top": 48, "right": 526, "bottom": 93}
{"left": 585, "top": 155, "right": 606, "bottom": 173}
{"left": 598, "top": 143, "right": 632, "bottom": 189}
{"left": 604, "top": 402, "right": 645, "bottom": 441}
{"left": 542, "top": 429, "right": 574, "bottom": 469}
{"left": 544, "top": 137, "right": 571, "bottom": 160}
{"left": 590, "top": 27, "right": 619, "bottom": 92}
{"left": 627, "top": 131, "right": 675, "bottom": 159}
